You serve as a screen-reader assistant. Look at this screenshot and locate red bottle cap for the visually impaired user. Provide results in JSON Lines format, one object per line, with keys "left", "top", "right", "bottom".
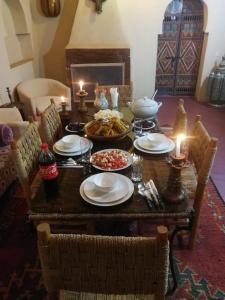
{"left": 41, "top": 143, "right": 49, "bottom": 150}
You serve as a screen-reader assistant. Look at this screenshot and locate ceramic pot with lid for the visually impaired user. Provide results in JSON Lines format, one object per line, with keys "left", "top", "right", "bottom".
{"left": 128, "top": 96, "right": 162, "bottom": 119}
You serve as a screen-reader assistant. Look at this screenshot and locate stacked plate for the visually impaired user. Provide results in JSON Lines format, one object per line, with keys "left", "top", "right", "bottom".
{"left": 80, "top": 173, "right": 134, "bottom": 207}
{"left": 134, "top": 133, "right": 175, "bottom": 154}
{"left": 53, "top": 135, "right": 93, "bottom": 156}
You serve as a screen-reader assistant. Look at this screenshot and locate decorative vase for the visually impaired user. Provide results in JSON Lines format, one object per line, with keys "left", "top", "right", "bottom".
{"left": 163, "top": 154, "right": 186, "bottom": 204}
{"left": 94, "top": 89, "right": 108, "bottom": 110}
{"left": 110, "top": 87, "right": 119, "bottom": 108}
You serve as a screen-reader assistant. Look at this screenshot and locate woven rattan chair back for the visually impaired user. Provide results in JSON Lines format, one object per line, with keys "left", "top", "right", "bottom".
{"left": 98, "top": 83, "right": 133, "bottom": 106}
{"left": 37, "top": 223, "right": 169, "bottom": 300}
{"left": 40, "top": 99, "right": 62, "bottom": 148}
{"left": 173, "top": 99, "right": 187, "bottom": 136}
{"left": 188, "top": 115, "right": 218, "bottom": 248}
{"left": 11, "top": 119, "right": 42, "bottom": 208}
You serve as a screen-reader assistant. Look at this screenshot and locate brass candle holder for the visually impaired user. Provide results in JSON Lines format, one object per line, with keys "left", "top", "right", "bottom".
{"left": 163, "top": 154, "right": 186, "bottom": 204}
{"left": 76, "top": 90, "right": 88, "bottom": 113}
{"left": 61, "top": 101, "right": 69, "bottom": 116}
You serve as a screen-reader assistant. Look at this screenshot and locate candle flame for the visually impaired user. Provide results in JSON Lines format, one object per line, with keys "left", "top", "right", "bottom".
{"left": 79, "top": 80, "right": 84, "bottom": 91}
{"left": 177, "top": 133, "right": 186, "bottom": 142}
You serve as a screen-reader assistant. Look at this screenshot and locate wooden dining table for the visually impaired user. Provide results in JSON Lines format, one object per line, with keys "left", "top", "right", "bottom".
{"left": 31, "top": 104, "right": 197, "bottom": 294}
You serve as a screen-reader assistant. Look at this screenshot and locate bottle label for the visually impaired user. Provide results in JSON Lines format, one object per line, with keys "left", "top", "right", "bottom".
{"left": 39, "top": 163, "right": 58, "bottom": 180}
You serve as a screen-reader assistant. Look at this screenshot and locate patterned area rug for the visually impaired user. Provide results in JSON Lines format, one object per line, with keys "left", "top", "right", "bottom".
{"left": 0, "top": 180, "right": 224, "bottom": 300}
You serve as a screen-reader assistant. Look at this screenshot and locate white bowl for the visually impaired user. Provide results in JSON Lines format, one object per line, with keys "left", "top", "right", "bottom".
{"left": 146, "top": 133, "right": 167, "bottom": 146}
{"left": 93, "top": 172, "right": 117, "bottom": 193}
{"left": 61, "top": 135, "right": 80, "bottom": 149}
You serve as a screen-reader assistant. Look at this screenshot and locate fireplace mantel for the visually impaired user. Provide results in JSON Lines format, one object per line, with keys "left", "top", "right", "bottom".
{"left": 65, "top": 48, "right": 130, "bottom": 100}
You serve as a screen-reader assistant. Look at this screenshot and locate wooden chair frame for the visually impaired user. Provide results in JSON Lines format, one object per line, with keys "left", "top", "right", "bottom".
{"left": 37, "top": 223, "right": 169, "bottom": 300}
{"left": 40, "top": 98, "right": 63, "bottom": 148}
{"left": 188, "top": 115, "right": 218, "bottom": 248}
{"left": 11, "top": 118, "right": 42, "bottom": 209}
{"left": 98, "top": 82, "right": 133, "bottom": 106}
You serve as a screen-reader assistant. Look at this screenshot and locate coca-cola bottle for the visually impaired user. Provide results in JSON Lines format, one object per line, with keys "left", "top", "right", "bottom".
{"left": 39, "top": 143, "right": 58, "bottom": 197}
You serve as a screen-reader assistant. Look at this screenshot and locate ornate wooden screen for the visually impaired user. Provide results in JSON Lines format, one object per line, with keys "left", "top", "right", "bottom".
{"left": 156, "top": 0, "right": 204, "bottom": 95}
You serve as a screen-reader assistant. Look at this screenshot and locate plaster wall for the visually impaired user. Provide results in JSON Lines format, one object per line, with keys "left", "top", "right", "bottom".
{"left": 68, "top": 0, "right": 225, "bottom": 101}
{"left": 30, "top": 0, "right": 78, "bottom": 83}
{"left": 196, "top": 0, "right": 225, "bottom": 101}
{"left": 0, "top": 0, "right": 34, "bottom": 105}
{"left": 68, "top": 0, "right": 170, "bottom": 99}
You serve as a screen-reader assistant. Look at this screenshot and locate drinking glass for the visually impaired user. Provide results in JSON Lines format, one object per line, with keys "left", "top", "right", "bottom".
{"left": 79, "top": 138, "right": 92, "bottom": 173}
{"left": 133, "top": 119, "right": 143, "bottom": 138}
{"left": 131, "top": 154, "right": 143, "bottom": 182}
{"left": 79, "top": 138, "right": 90, "bottom": 161}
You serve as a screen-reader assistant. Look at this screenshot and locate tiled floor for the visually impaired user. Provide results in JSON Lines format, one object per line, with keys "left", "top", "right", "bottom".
{"left": 157, "top": 96, "right": 225, "bottom": 202}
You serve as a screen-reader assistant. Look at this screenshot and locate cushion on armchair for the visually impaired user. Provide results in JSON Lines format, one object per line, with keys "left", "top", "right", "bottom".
{"left": 0, "top": 125, "right": 13, "bottom": 147}
{"left": 16, "top": 78, "right": 71, "bottom": 119}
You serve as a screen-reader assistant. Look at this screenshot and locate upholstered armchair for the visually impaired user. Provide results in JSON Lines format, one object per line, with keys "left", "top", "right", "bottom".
{"left": 16, "top": 78, "right": 71, "bottom": 120}
{"left": 0, "top": 107, "right": 29, "bottom": 199}
{"left": 0, "top": 107, "right": 29, "bottom": 140}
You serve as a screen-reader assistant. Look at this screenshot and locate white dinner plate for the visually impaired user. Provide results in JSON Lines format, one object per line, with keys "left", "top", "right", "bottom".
{"left": 134, "top": 138, "right": 175, "bottom": 154}
{"left": 53, "top": 139, "right": 93, "bottom": 156}
{"left": 90, "top": 149, "right": 132, "bottom": 172}
{"left": 80, "top": 174, "right": 134, "bottom": 207}
{"left": 83, "top": 173, "right": 128, "bottom": 203}
{"left": 137, "top": 134, "right": 171, "bottom": 151}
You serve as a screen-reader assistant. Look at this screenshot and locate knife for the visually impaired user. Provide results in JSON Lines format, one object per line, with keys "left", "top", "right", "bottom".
{"left": 57, "top": 164, "right": 83, "bottom": 168}
{"left": 149, "top": 180, "right": 164, "bottom": 208}
{"left": 145, "top": 181, "right": 159, "bottom": 207}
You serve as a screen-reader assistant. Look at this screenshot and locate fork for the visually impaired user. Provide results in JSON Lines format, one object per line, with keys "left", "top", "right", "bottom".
{"left": 138, "top": 182, "right": 153, "bottom": 208}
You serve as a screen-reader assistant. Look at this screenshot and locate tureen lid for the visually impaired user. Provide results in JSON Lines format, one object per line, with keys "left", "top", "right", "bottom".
{"left": 136, "top": 96, "right": 157, "bottom": 107}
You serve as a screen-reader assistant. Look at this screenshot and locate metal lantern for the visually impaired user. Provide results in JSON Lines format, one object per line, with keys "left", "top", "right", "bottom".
{"left": 41, "top": 0, "right": 61, "bottom": 17}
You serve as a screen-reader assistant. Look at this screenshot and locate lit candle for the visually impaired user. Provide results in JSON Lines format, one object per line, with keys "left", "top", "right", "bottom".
{"left": 79, "top": 80, "right": 84, "bottom": 91}
{"left": 61, "top": 96, "right": 65, "bottom": 103}
{"left": 176, "top": 134, "right": 185, "bottom": 158}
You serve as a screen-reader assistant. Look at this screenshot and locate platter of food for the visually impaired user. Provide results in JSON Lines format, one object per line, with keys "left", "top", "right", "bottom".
{"left": 84, "top": 109, "right": 132, "bottom": 142}
{"left": 90, "top": 149, "right": 132, "bottom": 171}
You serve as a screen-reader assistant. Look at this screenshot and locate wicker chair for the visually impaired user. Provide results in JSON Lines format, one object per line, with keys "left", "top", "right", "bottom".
{"left": 98, "top": 83, "right": 133, "bottom": 106}
{"left": 188, "top": 115, "right": 218, "bottom": 248}
{"left": 11, "top": 118, "right": 42, "bottom": 209}
{"left": 172, "top": 99, "right": 187, "bottom": 136}
{"left": 161, "top": 98, "right": 187, "bottom": 137}
{"left": 37, "top": 223, "right": 169, "bottom": 300}
{"left": 40, "top": 99, "right": 63, "bottom": 148}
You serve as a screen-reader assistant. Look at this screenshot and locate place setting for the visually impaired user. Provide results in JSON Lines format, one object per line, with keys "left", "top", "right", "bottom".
{"left": 80, "top": 172, "right": 134, "bottom": 207}
{"left": 133, "top": 132, "right": 175, "bottom": 154}
{"left": 53, "top": 134, "right": 93, "bottom": 157}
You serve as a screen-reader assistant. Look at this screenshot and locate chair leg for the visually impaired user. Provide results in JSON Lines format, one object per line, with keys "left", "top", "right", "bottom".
{"left": 189, "top": 222, "right": 198, "bottom": 250}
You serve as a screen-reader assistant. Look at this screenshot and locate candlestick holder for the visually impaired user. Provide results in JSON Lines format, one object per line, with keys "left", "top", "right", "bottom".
{"left": 76, "top": 91, "right": 88, "bottom": 113}
{"left": 163, "top": 154, "right": 186, "bottom": 204}
{"left": 61, "top": 101, "right": 69, "bottom": 116}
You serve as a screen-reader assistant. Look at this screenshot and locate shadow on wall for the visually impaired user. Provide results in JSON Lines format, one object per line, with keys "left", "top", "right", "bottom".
{"left": 43, "top": 0, "right": 79, "bottom": 84}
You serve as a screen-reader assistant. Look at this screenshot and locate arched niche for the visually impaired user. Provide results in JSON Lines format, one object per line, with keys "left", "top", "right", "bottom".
{"left": 2, "top": 0, "right": 33, "bottom": 68}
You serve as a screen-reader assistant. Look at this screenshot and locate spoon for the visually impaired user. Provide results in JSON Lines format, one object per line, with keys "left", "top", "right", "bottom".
{"left": 151, "top": 89, "right": 158, "bottom": 99}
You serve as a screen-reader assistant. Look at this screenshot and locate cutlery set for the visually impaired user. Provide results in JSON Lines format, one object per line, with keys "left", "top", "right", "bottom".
{"left": 138, "top": 179, "right": 164, "bottom": 209}
{"left": 56, "top": 158, "right": 83, "bottom": 168}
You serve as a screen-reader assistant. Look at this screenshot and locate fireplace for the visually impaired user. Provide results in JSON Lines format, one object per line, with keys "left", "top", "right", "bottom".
{"left": 66, "top": 48, "right": 130, "bottom": 101}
